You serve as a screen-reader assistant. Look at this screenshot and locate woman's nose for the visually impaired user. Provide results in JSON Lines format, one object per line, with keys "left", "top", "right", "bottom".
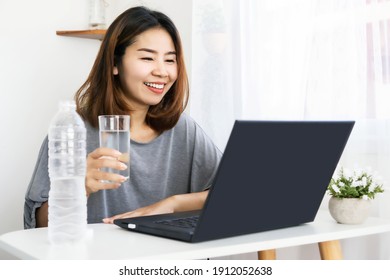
{"left": 152, "top": 60, "right": 168, "bottom": 77}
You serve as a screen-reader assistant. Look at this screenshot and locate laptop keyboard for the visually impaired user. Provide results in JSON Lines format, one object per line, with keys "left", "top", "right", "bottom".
{"left": 155, "top": 216, "right": 199, "bottom": 229}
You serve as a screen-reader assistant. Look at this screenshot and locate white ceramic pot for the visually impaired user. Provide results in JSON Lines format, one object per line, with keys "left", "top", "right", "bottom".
{"left": 328, "top": 197, "right": 371, "bottom": 224}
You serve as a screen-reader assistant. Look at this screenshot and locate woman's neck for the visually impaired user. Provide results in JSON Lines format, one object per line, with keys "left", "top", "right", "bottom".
{"left": 129, "top": 108, "right": 159, "bottom": 143}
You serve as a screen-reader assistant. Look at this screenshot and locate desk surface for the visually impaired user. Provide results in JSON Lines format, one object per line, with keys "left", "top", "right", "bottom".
{"left": 1, "top": 211, "right": 390, "bottom": 260}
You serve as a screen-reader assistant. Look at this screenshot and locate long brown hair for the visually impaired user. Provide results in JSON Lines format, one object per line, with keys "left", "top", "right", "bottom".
{"left": 75, "top": 6, "right": 189, "bottom": 132}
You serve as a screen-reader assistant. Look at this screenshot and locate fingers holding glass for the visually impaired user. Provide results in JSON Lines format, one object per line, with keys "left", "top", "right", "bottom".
{"left": 86, "top": 148, "right": 129, "bottom": 195}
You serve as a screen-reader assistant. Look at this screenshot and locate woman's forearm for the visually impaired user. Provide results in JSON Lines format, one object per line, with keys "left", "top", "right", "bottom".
{"left": 171, "top": 190, "right": 209, "bottom": 212}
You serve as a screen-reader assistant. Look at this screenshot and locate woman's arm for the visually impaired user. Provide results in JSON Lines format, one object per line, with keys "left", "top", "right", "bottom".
{"left": 103, "top": 190, "right": 209, "bottom": 224}
{"left": 170, "top": 190, "right": 209, "bottom": 212}
{"left": 36, "top": 201, "right": 48, "bottom": 227}
{"left": 36, "top": 190, "right": 209, "bottom": 226}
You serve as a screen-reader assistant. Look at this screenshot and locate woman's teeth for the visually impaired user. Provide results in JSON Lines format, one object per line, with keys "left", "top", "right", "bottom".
{"left": 144, "top": 82, "right": 164, "bottom": 89}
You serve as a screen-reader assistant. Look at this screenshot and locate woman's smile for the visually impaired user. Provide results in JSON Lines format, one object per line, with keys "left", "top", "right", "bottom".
{"left": 144, "top": 82, "right": 166, "bottom": 94}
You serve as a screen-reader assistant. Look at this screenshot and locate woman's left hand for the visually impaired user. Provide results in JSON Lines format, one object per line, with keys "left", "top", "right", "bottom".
{"left": 102, "top": 196, "right": 175, "bottom": 224}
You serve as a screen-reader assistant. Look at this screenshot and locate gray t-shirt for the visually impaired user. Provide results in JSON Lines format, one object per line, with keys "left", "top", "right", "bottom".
{"left": 24, "top": 113, "right": 222, "bottom": 228}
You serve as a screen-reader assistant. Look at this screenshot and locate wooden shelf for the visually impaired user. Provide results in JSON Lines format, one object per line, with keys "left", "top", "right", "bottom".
{"left": 56, "top": 29, "right": 106, "bottom": 40}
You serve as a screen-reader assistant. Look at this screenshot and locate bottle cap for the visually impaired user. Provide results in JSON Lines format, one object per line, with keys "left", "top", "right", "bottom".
{"left": 59, "top": 100, "right": 76, "bottom": 109}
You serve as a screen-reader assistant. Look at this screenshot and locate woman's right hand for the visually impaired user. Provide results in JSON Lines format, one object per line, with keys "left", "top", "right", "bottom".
{"left": 85, "top": 147, "right": 128, "bottom": 196}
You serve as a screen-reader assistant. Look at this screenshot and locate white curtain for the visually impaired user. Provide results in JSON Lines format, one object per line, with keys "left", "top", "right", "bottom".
{"left": 191, "top": 0, "right": 390, "bottom": 259}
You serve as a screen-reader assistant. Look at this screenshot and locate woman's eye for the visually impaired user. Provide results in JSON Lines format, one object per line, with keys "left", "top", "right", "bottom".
{"left": 166, "top": 59, "right": 176, "bottom": 64}
{"left": 141, "top": 57, "right": 153, "bottom": 61}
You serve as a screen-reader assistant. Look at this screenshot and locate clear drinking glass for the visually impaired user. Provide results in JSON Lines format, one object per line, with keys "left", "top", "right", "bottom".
{"left": 98, "top": 115, "right": 130, "bottom": 180}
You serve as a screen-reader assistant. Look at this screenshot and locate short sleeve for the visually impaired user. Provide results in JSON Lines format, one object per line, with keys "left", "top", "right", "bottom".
{"left": 190, "top": 121, "right": 222, "bottom": 192}
{"left": 24, "top": 137, "right": 50, "bottom": 229}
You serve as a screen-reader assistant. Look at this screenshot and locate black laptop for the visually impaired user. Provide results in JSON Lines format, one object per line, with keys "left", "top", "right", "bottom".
{"left": 114, "top": 120, "right": 354, "bottom": 242}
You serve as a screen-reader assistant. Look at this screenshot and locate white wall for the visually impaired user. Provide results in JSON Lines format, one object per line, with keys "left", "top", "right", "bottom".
{"left": 0, "top": 0, "right": 192, "bottom": 259}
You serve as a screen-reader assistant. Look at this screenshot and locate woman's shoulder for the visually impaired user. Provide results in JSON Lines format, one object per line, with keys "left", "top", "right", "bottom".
{"left": 173, "top": 112, "right": 204, "bottom": 136}
{"left": 173, "top": 113, "right": 214, "bottom": 144}
{"left": 174, "top": 113, "right": 221, "bottom": 156}
{"left": 175, "top": 112, "right": 198, "bottom": 130}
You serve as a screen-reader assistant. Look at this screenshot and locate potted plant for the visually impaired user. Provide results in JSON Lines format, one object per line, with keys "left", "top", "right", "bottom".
{"left": 327, "top": 167, "right": 384, "bottom": 224}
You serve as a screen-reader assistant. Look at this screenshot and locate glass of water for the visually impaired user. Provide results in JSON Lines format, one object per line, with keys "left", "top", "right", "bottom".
{"left": 98, "top": 115, "right": 130, "bottom": 180}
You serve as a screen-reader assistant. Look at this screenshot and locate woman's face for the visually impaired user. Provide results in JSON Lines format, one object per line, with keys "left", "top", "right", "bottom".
{"left": 115, "top": 27, "right": 178, "bottom": 110}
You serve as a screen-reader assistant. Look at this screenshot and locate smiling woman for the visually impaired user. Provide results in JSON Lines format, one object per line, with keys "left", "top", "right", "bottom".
{"left": 76, "top": 7, "right": 188, "bottom": 133}
{"left": 24, "top": 6, "right": 222, "bottom": 230}
{"left": 114, "top": 28, "right": 178, "bottom": 109}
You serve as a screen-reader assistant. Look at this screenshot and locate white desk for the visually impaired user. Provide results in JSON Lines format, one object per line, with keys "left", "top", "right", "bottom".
{"left": 1, "top": 211, "right": 390, "bottom": 260}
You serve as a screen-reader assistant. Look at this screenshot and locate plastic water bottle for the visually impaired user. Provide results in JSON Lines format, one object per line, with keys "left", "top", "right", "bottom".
{"left": 48, "top": 100, "right": 87, "bottom": 244}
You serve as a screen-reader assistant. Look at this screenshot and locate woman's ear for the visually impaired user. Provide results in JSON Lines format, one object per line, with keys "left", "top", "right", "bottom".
{"left": 113, "top": 66, "right": 119, "bottom": 75}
